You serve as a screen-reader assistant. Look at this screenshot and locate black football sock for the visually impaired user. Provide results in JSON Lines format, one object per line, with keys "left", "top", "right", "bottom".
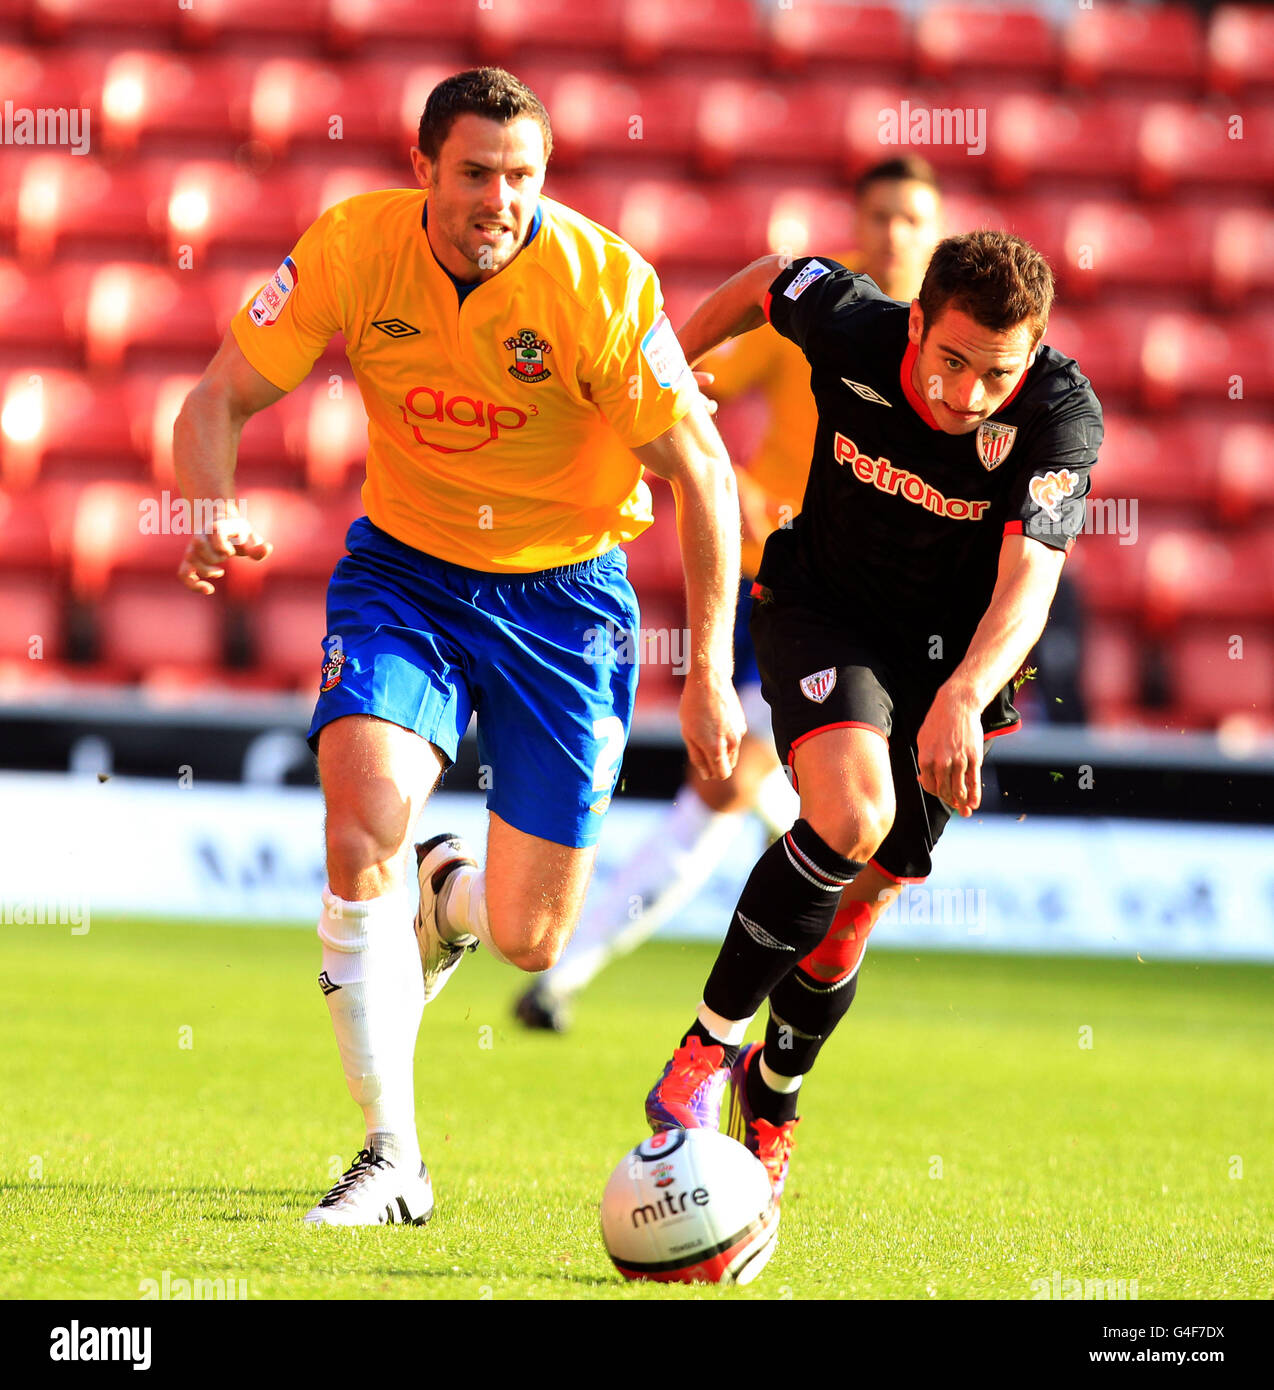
{"left": 702, "top": 819, "right": 864, "bottom": 1022}
{"left": 745, "top": 1049, "right": 801, "bottom": 1126}
{"left": 764, "top": 966, "right": 861, "bottom": 1079}
{"left": 680, "top": 1019, "right": 739, "bottom": 1069}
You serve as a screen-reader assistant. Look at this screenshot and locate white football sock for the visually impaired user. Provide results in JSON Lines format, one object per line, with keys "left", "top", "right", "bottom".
{"left": 759, "top": 1056, "right": 803, "bottom": 1095}
{"left": 538, "top": 790, "right": 749, "bottom": 1001}
{"left": 697, "top": 1000, "right": 753, "bottom": 1048}
{"left": 318, "top": 886, "right": 423, "bottom": 1169}
{"left": 440, "top": 865, "right": 512, "bottom": 965}
{"left": 752, "top": 764, "right": 800, "bottom": 840}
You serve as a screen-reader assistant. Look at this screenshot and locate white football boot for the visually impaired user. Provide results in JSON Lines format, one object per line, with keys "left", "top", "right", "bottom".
{"left": 303, "top": 1148, "right": 434, "bottom": 1226}
{"left": 413, "top": 832, "right": 479, "bottom": 1003}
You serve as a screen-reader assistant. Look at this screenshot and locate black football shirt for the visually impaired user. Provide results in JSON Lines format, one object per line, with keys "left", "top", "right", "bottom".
{"left": 758, "top": 257, "right": 1103, "bottom": 676}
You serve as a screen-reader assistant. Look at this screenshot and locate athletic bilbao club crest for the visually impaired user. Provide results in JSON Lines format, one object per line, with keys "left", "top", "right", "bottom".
{"left": 320, "top": 649, "right": 346, "bottom": 692}
{"left": 975, "top": 420, "right": 1017, "bottom": 471}
{"left": 504, "top": 327, "right": 553, "bottom": 383}
{"left": 800, "top": 667, "right": 837, "bottom": 704}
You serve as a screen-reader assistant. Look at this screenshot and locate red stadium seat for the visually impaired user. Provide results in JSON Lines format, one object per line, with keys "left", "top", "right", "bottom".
{"left": 1136, "top": 102, "right": 1274, "bottom": 197}
{"left": 225, "top": 486, "right": 353, "bottom": 591}
{"left": 275, "top": 382, "right": 370, "bottom": 493}
{"left": 0, "top": 572, "right": 62, "bottom": 662}
{"left": 630, "top": 589, "right": 686, "bottom": 715}
{"left": 0, "top": 486, "right": 56, "bottom": 574}
{"left": 1139, "top": 312, "right": 1274, "bottom": 411}
{"left": 623, "top": 478, "right": 683, "bottom": 600}
{"left": 1212, "top": 208, "right": 1274, "bottom": 308}
{"left": 916, "top": 6, "right": 1059, "bottom": 84}
{"left": 1169, "top": 623, "right": 1274, "bottom": 725}
{"left": 1143, "top": 529, "right": 1274, "bottom": 631}
{"left": 475, "top": 0, "right": 623, "bottom": 62}
{"left": 30, "top": 0, "right": 180, "bottom": 40}
{"left": 325, "top": 0, "right": 477, "bottom": 54}
{"left": 0, "top": 367, "right": 139, "bottom": 490}
{"left": 1080, "top": 616, "right": 1141, "bottom": 723}
{"left": 248, "top": 59, "right": 391, "bottom": 158}
{"left": 1216, "top": 424, "right": 1274, "bottom": 526}
{"left": 252, "top": 578, "right": 330, "bottom": 689}
{"left": 8, "top": 156, "right": 158, "bottom": 267}
{"left": 1092, "top": 414, "right": 1219, "bottom": 515}
{"left": 765, "top": 186, "right": 857, "bottom": 264}
{"left": 176, "top": 0, "right": 327, "bottom": 45}
{"left": 693, "top": 79, "right": 850, "bottom": 177}
{"left": 69, "top": 480, "right": 188, "bottom": 598}
{"left": 617, "top": 182, "right": 765, "bottom": 270}
{"left": 0, "top": 43, "right": 102, "bottom": 117}
{"left": 1207, "top": 5, "right": 1274, "bottom": 97}
{"left": 619, "top": 0, "right": 766, "bottom": 69}
{"left": 62, "top": 262, "right": 219, "bottom": 370}
{"left": 95, "top": 576, "right": 223, "bottom": 677}
{"left": 1040, "top": 306, "right": 1145, "bottom": 402}
{"left": 124, "top": 372, "right": 202, "bottom": 488}
{"left": 539, "top": 175, "right": 626, "bottom": 233}
{"left": 0, "top": 263, "right": 70, "bottom": 356}
{"left": 990, "top": 95, "right": 1142, "bottom": 192}
{"left": 1066, "top": 525, "right": 1146, "bottom": 618}
{"left": 98, "top": 51, "right": 251, "bottom": 153}
{"left": 160, "top": 161, "right": 306, "bottom": 264}
{"left": 767, "top": 2, "right": 910, "bottom": 78}
{"left": 1062, "top": 3, "right": 1205, "bottom": 93}
{"left": 1060, "top": 202, "right": 1215, "bottom": 300}
{"left": 529, "top": 69, "right": 699, "bottom": 167}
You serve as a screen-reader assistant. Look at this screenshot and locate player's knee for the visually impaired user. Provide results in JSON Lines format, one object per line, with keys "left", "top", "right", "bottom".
{"left": 325, "top": 814, "right": 406, "bottom": 896}
{"left": 502, "top": 939, "right": 562, "bottom": 974}
{"left": 804, "top": 805, "right": 892, "bottom": 863}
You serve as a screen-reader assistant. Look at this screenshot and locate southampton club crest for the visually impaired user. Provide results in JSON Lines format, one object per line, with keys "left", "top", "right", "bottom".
{"left": 320, "top": 647, "right": 346, "bottom": 693}
{"left": 504, "top": 327, "right": 553, "bottom": 383}
{"left": 975, "top": 420, "right": 1018, "bottom": 471}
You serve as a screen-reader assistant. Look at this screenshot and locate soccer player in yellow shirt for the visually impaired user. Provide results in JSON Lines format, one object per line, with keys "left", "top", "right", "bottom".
{"left": 172, "top": 69, "right": 744, "bottom": 1226}
{"left": 517, "top": 157, "right": 943, "bottom": 1032}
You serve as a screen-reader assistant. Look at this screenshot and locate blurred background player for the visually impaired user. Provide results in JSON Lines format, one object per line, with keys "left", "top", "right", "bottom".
{"left": 174, "top": 68, "right": 743, "bottom": 1227}
{"left": 515, "top": 157, "right": 943, "bottom": 1032}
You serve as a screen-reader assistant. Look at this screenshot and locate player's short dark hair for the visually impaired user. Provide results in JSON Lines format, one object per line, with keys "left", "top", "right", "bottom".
{"left": 854, "top": 156, "right": 940, "bottom": 200}
{"left": 917, "top": 230, "right": 1054, "bottom": 345}
{"left": 417, "top": 67, "right": 553, "bottom": 165}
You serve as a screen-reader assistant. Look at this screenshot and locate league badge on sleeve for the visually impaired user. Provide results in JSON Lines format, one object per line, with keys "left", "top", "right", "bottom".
{"left": 249, "top": 256, "right": 298, "bottom": 328}
{"left": 504, "top": 328, "right": 553, "bottom": 383}
{"left": 640, "top": 311, "right": 690, "bottom": 389}
{"left": 783, "top": 259, "right": 830, "bottom": 301}
{"left": 975, "top": 420, "right": 1017, "bottom": 471}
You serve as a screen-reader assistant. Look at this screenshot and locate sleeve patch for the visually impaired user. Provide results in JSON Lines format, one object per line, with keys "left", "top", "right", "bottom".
{"left": 640, "top": 310, "right": 690, "bottom": 389}
{"left": 1028, "top": 468, "right": 1081, "bottom": 522}
{"left": 783, "top": 259, "right": 830, "bottom": 301}
{"left": 249, "top": 256, "right": 298, "bottom": 328}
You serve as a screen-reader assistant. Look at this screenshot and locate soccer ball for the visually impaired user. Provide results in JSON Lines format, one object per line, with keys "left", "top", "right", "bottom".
{"left": 599, "top": 1128, "right": 779, "bottom": 1285}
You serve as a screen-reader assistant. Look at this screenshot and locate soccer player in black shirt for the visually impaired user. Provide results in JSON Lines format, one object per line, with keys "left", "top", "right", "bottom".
{"left": 645, "top": 231, "right": 1102, "bottom": 1200}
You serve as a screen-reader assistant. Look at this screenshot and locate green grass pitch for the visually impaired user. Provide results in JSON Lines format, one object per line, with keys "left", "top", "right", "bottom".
{"left": 2, "top": 918, "right": 1271, "bottom": 1300}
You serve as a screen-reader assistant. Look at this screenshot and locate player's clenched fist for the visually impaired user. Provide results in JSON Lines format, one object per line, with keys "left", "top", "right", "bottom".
{"left": 178, "top": 514, "right": 273, "bottom": 595}
{"left": 681, "top": 670, "right": 747, "bottom": 781}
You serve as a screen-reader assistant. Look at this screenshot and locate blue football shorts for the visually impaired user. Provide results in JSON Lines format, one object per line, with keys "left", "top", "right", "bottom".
{"left": 307, "top": 517, "right": 640, "bottom": 849}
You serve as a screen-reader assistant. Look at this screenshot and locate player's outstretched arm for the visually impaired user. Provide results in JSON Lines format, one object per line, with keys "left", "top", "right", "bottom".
{"left": 917, "top": 535, "right": 1067, "bottom": 817}
{"left": 676, "top": 255, "right": 785, "bottom": 367}
{"left": 633, "top": 400, "right": 746, "bottom": 781}
{"left": 173, "top": 332, "right": 288, "bottom": 595}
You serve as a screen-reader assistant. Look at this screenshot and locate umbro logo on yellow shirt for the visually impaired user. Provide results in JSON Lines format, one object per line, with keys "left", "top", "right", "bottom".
{"left": 373, "top": 318, "right": 420, "bottom": 338}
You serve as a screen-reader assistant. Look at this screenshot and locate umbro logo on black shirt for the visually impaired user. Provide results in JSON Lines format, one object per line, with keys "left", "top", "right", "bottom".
{"left": 842, "top": 378, "right": 892, "bottom": 407}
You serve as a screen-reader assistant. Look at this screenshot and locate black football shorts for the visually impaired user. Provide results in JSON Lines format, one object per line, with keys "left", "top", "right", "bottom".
{"left": 749, "top": 584, "right": 1019, "bottom": 882}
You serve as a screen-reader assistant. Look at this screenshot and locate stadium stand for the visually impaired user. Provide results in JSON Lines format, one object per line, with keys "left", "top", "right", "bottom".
{"left": 0, "top": 0, "right": 1267, "bottom": 731}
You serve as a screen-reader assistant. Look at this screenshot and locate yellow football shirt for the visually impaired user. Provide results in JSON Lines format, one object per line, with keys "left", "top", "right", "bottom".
{"left": 700, "top": 250, "right": 860, "bottom": 576}
{"left": 231, "top": 190, "right": 698, "bottom": 572}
